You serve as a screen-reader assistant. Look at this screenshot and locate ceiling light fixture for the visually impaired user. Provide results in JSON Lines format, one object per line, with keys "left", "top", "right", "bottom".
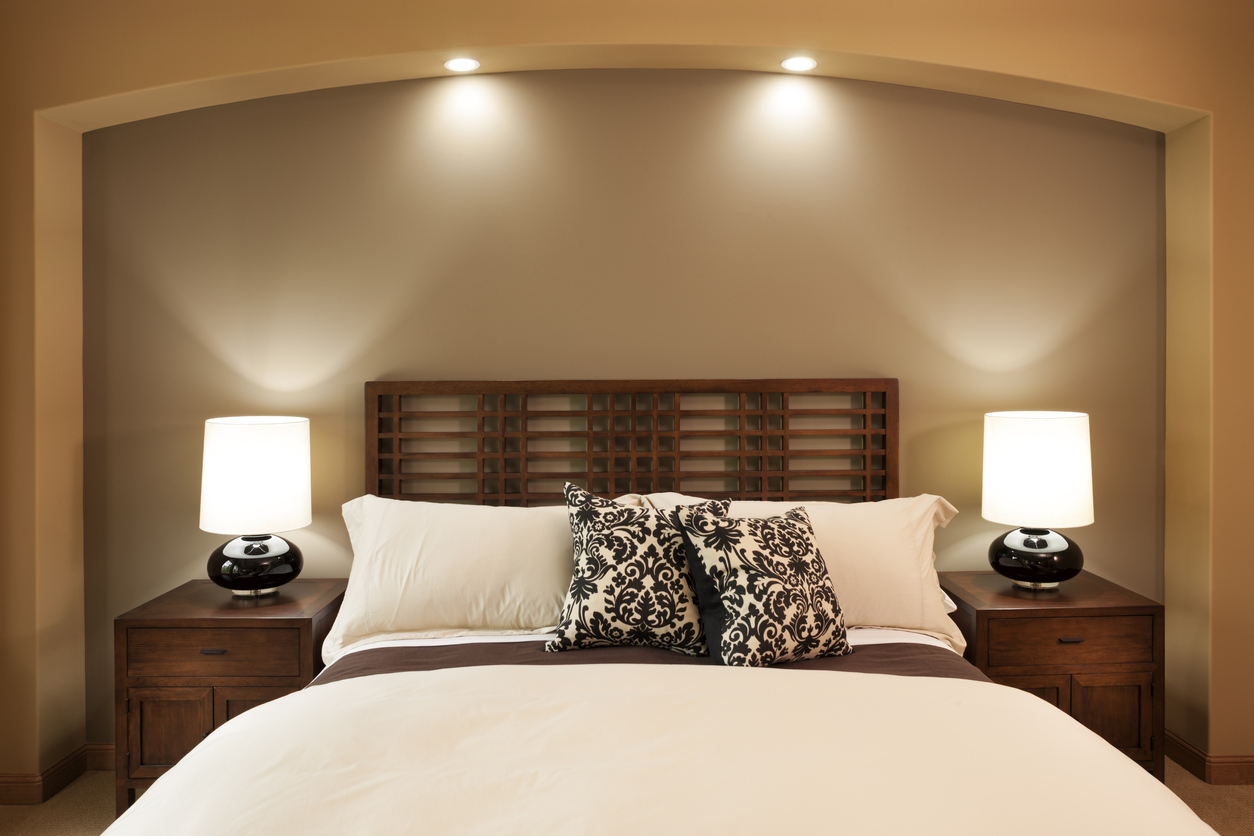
{"left": 444, "top": 58, "right": 481, "bottom": 72}
{"left": 781, "top": 57, "right": 817, "bottom": 72}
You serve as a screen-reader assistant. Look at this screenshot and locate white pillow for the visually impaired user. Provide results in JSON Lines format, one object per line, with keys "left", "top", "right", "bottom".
{"left": 727, "top": 496, "right": 964, "bottom": 653}
{"left": 642, "top": 492, "right": 712, "bottom": 511}
{"left": 323, "top": 495, "right": 578, "bottom": 664}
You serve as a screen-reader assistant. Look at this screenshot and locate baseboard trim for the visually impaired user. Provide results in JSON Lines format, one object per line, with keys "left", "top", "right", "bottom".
{"left": 84, "top": 742, "right": 114, "bottom": 772}
{"left": 1168, "top": 730, "right": 1209, "bottom": 781}
{"left": 1167, "top": 729, "right": 1254, "bottom": 784}
{"left": 0, "top": 744, "right": 90, "bottom": 804}
{"left": 0, "top": 771, "right": 42, "bottom": 805}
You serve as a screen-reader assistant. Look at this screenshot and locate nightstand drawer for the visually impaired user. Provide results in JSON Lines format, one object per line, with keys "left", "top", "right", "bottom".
{"left": 128, "top": 628, "right": 301, "bottom": 677}
{"left": 987, "top": 616, "right": 1153, "bottom": 667}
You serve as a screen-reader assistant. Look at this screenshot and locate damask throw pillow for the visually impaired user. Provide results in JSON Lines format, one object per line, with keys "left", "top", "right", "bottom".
{"left": 675, "top": 505, "right": 852, "bottom": 667}
{"left": 546, "top": 483, "right": 728, "bottom": 657}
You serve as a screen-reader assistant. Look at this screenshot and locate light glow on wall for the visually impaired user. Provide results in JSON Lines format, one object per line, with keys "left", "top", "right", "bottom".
{"left": 760, "top": 76, "right": 825, "bottom": 124}
{"left": 411, "top": 75, "right": 536, "bottom": 187}
{"left": 721, "top": 74, "right": 841, "bottom": 168}
{"left": 143, "top": 75, "right": 539, "bottom": 394}
{"left": 869, "top": 259, "right": 1135, "bottom": 375}
{"left": 427, "top": 76, "right": 513, "bottom": 136}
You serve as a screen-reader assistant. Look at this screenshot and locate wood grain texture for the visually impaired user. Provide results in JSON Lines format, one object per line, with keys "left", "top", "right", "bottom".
{"left": 365, "top": 379, "right": 899, "bottom": 505}
{"left": 1072, "top": 671, "right": 1154, "bottom": 760}
{"left": 115, "top": 579, "right": 346, "bottom": 815}
{"left": 940, "top": 570, "right": 1165, "bottom": 781}
{"left": 127, "top": 628, "right": 300, "bottom": 677}
{"left": 987, "top": 616, "right": 1153, "bottom": 667}
{"left": 120, "top": 579, "right": 345, "bottom": 623}
{"left": 213, "top": 687, "right": 299, "bottom": 726}
{"left": 991, "top": 673, "right": 1072, "bottom": 712}
{"left": 126, "top": 687, "right": 213, "bottom": 779}
{"left": 940, "top": 570, "right": 1161, "bottom": 614}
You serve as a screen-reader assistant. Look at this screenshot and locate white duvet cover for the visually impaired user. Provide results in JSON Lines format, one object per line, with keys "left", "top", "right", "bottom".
{"left": 106, "top": 659, "right": 1214, "bottom": 835}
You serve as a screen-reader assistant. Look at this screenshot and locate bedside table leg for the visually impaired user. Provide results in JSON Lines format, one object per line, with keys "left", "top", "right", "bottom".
{"left": 116, "top": 784, "right": 134, "bottom": 817}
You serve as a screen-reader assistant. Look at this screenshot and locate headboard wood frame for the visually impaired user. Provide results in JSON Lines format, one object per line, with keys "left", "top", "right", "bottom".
{"left": 365, "top": 379, "right": 898, "bottom": 506}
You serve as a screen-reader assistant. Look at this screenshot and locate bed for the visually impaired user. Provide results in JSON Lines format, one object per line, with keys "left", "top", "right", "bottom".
{"left": 104, "top": 379, "right": 1215, "bottom": 835}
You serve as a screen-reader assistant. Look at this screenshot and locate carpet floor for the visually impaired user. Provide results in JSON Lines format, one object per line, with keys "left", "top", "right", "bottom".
{"left": 1168, "top": 758, "right": 1254, "bottom": 835}
{"left": 2, "top": 760, "right": 1253, "bottom": 835}
{"left": 0, "top": 772, "right": 114, "bottom": 836}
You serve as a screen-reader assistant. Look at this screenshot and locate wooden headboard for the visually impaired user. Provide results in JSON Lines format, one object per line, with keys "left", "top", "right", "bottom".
{"left": 366, "top": 379, "right": 898, "bottom": 506}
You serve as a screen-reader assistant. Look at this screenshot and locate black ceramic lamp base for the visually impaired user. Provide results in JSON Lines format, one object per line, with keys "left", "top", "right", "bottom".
{"left": 207, "top": 534, "right": 303, "bottom": 597}
{"left": 988, "top": 527, "right": 1083, "bottom": 590}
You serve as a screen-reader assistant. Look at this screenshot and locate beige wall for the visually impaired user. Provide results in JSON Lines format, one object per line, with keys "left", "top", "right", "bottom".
{"left": 2, "top": 0, "right": 1250, "bottom": 775}
{"left": 33, "top": 116, "right": 86, "bottom": 770}
{"left": 80, "top": 70, "right": 1163, "bottom": 742}
{"left": 1164, "top": 117, "right": 1214, "bottom": 749}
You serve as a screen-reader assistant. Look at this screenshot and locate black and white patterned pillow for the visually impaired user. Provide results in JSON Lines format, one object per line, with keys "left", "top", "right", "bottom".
{"left": 675, "top": 505, "right": 852, "bottom": 667}
{"left": 546, "top": 483, "right": 728, "bottom": 657}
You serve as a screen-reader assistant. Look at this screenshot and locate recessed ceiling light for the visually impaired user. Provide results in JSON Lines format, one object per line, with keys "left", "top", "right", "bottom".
{"left": 444, "top": 58, "right": 480, "bottom": 72}
{"left": 781, "top": 57, "right": 817, "bottom": 72}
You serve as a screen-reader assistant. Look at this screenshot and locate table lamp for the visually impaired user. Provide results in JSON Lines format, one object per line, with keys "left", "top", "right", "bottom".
{"left": 200, "top": 416, "right": 311, "bottom": 596}
{"left": 982, "top": 411, "right": 1093, "bottom": 590}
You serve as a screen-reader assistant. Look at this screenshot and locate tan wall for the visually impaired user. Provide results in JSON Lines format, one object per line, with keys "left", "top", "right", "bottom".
{"left": 80, "top": 70, "right": 1162, "bottom": 741}
{"left": 33, "top": 116, "right": 86, "bottom": 770}
{"left": 2, "top": 0, "right": 1250, "bottom": 773}
{"left": 1164, "top": 117, "right": 1213, "bottom": 749}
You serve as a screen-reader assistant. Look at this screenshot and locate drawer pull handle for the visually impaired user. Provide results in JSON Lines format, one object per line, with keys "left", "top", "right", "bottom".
{"left": 199, "top": 648, "right": 227, "bottom": 655}
{"left": 1058, "top": 637, "right": 1085, "bottom": 644}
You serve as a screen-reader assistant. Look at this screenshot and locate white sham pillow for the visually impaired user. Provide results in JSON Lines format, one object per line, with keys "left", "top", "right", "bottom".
{"left": 324, "top": 495, "right": 579, "bottom": 664}
{"left": 643, "top": 492, "right": 712, "bottom": 511}
{"left": 727, "top": 496, "right": 964, "bottom": 653}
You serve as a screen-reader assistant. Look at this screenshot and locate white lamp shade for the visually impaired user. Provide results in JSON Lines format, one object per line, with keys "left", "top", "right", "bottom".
{"left": 200, "top": 416, "right": 312, "bottom": 535}
{"left": 982, "top": 411, "right": 1094, "bottom": 529}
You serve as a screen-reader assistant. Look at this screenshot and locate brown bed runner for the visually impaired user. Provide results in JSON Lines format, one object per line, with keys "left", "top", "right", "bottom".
{"left": 311, "top": 640, "right": 989, "bottom": 687}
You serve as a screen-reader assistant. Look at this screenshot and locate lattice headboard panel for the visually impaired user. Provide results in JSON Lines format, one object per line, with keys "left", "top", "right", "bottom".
{"left": 366, "top": 379, "right": 898, "bottom": 506}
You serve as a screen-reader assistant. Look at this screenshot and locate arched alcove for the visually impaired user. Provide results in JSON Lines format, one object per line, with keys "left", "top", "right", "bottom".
{"left": 13, "top": 39, "right": 1218, "bottom": 786}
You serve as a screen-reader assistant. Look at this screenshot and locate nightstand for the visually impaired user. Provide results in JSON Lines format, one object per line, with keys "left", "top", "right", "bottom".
{"left": 939, "top": 570, "right": 1164, "bottom": 781}
{"left": 114, "top": 578, "right": 346, "bottom": 815}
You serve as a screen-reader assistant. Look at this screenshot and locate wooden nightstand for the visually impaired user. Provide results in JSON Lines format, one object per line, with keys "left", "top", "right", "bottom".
{"left": 114, "top": 578, "right": 346, "bottom": 815}
{"left": 939, "top": 570, "right": 1164, "bottom": 781}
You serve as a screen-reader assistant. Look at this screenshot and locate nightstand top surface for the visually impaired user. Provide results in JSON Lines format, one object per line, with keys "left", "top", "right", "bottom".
{"left": 939, "top": 570, "right": 1160, "bottom": 612}
{"left": 117, "top": 578, "right": 347, "bottom": 622}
